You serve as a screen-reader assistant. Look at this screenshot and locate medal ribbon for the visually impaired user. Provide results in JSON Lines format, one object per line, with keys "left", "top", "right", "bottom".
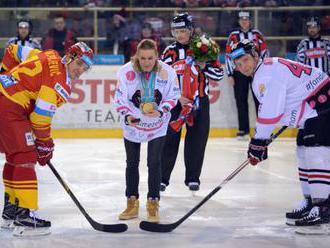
{"left": 141, "top": 71, "right": 156, "bottom": 103}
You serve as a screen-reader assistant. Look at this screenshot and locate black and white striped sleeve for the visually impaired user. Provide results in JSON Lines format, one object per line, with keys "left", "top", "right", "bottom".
{"left": 203, "top": 61, "right": 224, "bottom": 81}
{"left": 161, "top": 44, "right": 176, "bottom": 65}
{"left": 326, "top": 39, "right": 330, "bottom": 75}
{"left": 296, "top": 39, "right": 307, "bottom": 64}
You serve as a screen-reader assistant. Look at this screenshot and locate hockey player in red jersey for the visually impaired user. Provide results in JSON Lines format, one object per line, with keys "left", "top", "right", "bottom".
{"left": 230, "top": 39, "right": 330, "bottom": 234}
{"left": 0, "top": 42, "right": 93, "bottom": 236}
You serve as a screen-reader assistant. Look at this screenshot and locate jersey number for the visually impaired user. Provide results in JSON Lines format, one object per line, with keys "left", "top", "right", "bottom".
{"left": 278, "top": 58, "right": 312, "bottom": 78}
{"left": 12, "top": 57, "right": 42, "bottom": 80}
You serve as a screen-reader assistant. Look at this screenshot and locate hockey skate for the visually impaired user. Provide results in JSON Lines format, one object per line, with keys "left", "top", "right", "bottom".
{"left": 118, "top": 196, "right": 139, "bottom": 220}
{"left": 1, "top": 194, "right": 17, "bottom": 230}
{"left": 236, "top": 131, "right": 249, "bottom": 141}
{"left": 146, "top": 198, "right": 159, "bottom": 223}
{"left": 188, "top": 182, "right": 200, "bottom": 191}
{"left": 295, "top": 206, "right": 330, "bottom": 235}
{"left": 285, "top": 197, "right": 312, "bottom": 226}
{"left": 12, "top": 207, "right": 51, "bottom": 237}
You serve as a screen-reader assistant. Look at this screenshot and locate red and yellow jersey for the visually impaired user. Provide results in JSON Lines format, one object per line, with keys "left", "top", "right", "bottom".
{"left": 1, "top": 44, "right": 41, "bottom": 72}
{"left": 0, "top": 46, "right": 71, "bottom": 141}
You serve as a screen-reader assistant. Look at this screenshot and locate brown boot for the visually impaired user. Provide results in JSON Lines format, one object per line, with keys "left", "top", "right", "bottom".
{"left": 146, "top": 198, "right": 159, "bottom": 223}
{"left": 118, "top": 196, "right": 139, "bottom": 220}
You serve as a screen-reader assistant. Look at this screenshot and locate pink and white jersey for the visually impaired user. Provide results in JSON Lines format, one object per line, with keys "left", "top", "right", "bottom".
{"left": 115, "top": 61, "right": 180, "bottom": 143}
{"left": 252, "top": 57, "right": 330, "bottom": 139}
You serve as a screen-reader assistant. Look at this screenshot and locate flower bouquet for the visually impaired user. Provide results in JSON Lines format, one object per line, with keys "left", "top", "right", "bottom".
{"left": 189, "top": 34, "right": 220, "bottom": 62}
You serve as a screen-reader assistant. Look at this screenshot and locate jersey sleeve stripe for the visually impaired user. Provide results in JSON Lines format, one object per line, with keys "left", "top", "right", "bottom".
{"left": 257, "top": 113, "right": 284, "bottom": 124}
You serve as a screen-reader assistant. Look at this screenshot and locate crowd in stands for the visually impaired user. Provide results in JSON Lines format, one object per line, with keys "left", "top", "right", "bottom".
{"left": 0, "top": 1, "right": 329, "bottom": 60}
{"left": 0, "top": 0, "right": 328, "bottom": 7}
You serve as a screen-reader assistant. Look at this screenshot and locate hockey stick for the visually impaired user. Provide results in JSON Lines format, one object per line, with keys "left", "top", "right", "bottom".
{"left": 140, "top": 126, "right": 288, "bottom": 232}
{"left": 47, "top": 161, "right": 128, "bottom": 233}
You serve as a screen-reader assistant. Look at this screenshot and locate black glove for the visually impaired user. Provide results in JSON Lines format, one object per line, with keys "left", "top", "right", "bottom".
{"left": 248, "top": 138, "right": 268, "bottom": 166}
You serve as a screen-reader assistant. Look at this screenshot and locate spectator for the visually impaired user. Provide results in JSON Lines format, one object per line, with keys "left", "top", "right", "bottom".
{"left": 7, "top": 19, "right": 41, "bottom": 49}
{"left": 128, "top": 23, "right": 166, "bottom": 61}
{"left": 42, "top": 14, "right": 77, "bottom": 56}
{"left": 105, "top": 14, "right": 128, "bottom": 55}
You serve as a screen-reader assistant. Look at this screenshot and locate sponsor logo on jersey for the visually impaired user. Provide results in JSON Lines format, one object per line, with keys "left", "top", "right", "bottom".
{"left": 305, "top": 48, "right": 327, "bottom": 59}
{"left": 172, "top": 60, "right": 185, "bottom": 75}
{"left": 259, "top": 83, "right": 266, "bottom": 97}
{"left": 289, "top": 109, "right": 297, "bottom": 126}
{"left": 54, "top": 82, "right": 69, "bottom": 101}
{"left": 0, "top": 75, "right": 17, "bottom": 88}
{"left": 126, "top": 71, "right": 136, "bottom": 81}
{"left": 156, "top": 78, "right": 167, "bottom": 84}
{"left": 25, "top": 132, "right": 34, "bottom": 146}
{"left": 306, "top": 73, "right": 324, "bottom": 91}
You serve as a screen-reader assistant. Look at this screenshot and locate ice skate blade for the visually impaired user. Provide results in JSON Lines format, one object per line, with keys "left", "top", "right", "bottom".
{"left": 236, "top": 135, "right": 249, "bottom": 141}
{"left": 1, "top": 219, "right": 14, "bottom": 230}
{"left": 286, "top": 218, "right": 298, "bottom": 226}
{"left": 295, "top": 224, "right": 330, "bottom": 235}
{"left": 13, "top": 226, "right": 51, "bottom": 237}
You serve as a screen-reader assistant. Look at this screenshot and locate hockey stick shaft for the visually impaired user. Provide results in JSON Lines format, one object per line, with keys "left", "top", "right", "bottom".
{"left": 47, "top": 161, "right": 128, "bottom": 233}
{"left": 140, "top": 126, "right": 288, "bottom": 232}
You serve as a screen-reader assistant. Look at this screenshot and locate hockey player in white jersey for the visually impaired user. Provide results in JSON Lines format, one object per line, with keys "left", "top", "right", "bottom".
{"left": 230, "top": 39, "right": 330, "bottom": 234}
{"left": 115, "top": 39, "right": 180, "bottom": 223}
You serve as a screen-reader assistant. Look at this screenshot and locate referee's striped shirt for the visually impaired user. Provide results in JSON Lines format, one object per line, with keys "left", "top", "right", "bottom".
{"left": 225, "top": 28, "right": 268, "bottom": 76}
{"left": 297, "top": 37, "right": 330, "bottom": 75}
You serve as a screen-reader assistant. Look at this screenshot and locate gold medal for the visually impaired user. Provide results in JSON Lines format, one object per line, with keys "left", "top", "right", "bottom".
{"left": 142, "top": 102, "right": 154, "bottom": 113}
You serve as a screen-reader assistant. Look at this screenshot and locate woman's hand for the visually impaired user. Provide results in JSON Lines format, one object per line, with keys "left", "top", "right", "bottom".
{"left": 179, "top": 96, "right": 193, "bottom": 106}
{"left": 126, "top": 115, "right": 140, "bottom": 126}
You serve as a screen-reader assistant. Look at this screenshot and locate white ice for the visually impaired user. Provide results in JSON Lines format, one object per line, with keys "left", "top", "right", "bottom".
{"left": 1, "top": 138, "right": 329, "bottom": 248}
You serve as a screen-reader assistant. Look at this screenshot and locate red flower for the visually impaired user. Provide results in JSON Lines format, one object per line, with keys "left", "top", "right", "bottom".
{"left": 186, "top": 49, "right": 193, "bottom": 56}
{"left": 200, "top": 44, "right": 208, "bottom": 54}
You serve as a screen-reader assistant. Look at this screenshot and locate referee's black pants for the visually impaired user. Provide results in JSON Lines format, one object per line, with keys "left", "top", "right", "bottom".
{"left": 124, "top": 136, "right": 166, "bottom": 199}
{"left": 161, "top": 96, "right": 210, "bottom": 186}
{"left": 233, "top": 71, "right": 259, "bottom": 134}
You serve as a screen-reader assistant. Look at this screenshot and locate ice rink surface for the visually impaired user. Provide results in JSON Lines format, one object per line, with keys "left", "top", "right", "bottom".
{"left": 0, "top": 138, "right": 329, "bottom": 248}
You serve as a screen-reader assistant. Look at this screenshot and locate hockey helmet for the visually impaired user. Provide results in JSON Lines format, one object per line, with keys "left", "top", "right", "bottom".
{"left": 171, "top": 12, "right": 193, "bottom": 30}
{"left": 238, "top": 11, "right": 250, "bottom": 20}
{"left": 67, "top": 42, "right": 94, "bottom": 68}
{"left": 17, "top": 19, "right": 33, "bottom": 35}
{"left": 306, "top": 16, "right": 320, "bottom": 27}
{"left": 230, "top": 39, "right": 258, "bottom": 60}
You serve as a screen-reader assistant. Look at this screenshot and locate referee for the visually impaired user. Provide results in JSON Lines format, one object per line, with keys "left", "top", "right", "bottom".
{"left": 297, "top": 16, "right": 330, "bottom": 76}
{"left": 225, "top": 11, "right": 268, "bottom": 140}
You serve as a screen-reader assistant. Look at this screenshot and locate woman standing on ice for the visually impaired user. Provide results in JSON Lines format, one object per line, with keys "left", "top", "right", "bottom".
{"left": 115, "top": 39, "right": 180, "bottom": 223}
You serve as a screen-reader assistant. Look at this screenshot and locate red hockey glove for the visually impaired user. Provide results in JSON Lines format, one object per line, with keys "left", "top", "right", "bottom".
{"left": 248, "top": 138, "right": 268, "bottom": 166}
{"left": 35, "top": 139, "right": 54, "bottom": 166}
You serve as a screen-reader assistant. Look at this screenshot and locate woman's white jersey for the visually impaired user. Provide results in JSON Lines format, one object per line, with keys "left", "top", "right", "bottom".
{"left": 115, "top": 61, "right": 181, "bottom": 143}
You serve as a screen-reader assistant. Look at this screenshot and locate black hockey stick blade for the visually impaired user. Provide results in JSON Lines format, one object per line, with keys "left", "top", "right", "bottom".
{"left": 90, "top": 220, "right": 128, "bottom": 233}
{"left": 47, "top": 161, "right": 128, "bottom": 233}
{"left": 139, "top": 221, "right": 178, "bottom": 233}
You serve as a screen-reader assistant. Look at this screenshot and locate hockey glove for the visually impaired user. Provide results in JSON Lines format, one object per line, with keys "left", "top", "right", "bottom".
{"left": 35, "top": 139, "right": 54, "bottom": 166}
{"left": 248, "top": 138, "right": 268, "bottom": 166}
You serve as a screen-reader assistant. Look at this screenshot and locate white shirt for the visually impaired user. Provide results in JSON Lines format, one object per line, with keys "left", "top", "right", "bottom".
{"left": 115, "top": 61, "right": 181, "bottom": 143}
{"left": 252, "top": 57, "right": 330, "bottom": 139}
